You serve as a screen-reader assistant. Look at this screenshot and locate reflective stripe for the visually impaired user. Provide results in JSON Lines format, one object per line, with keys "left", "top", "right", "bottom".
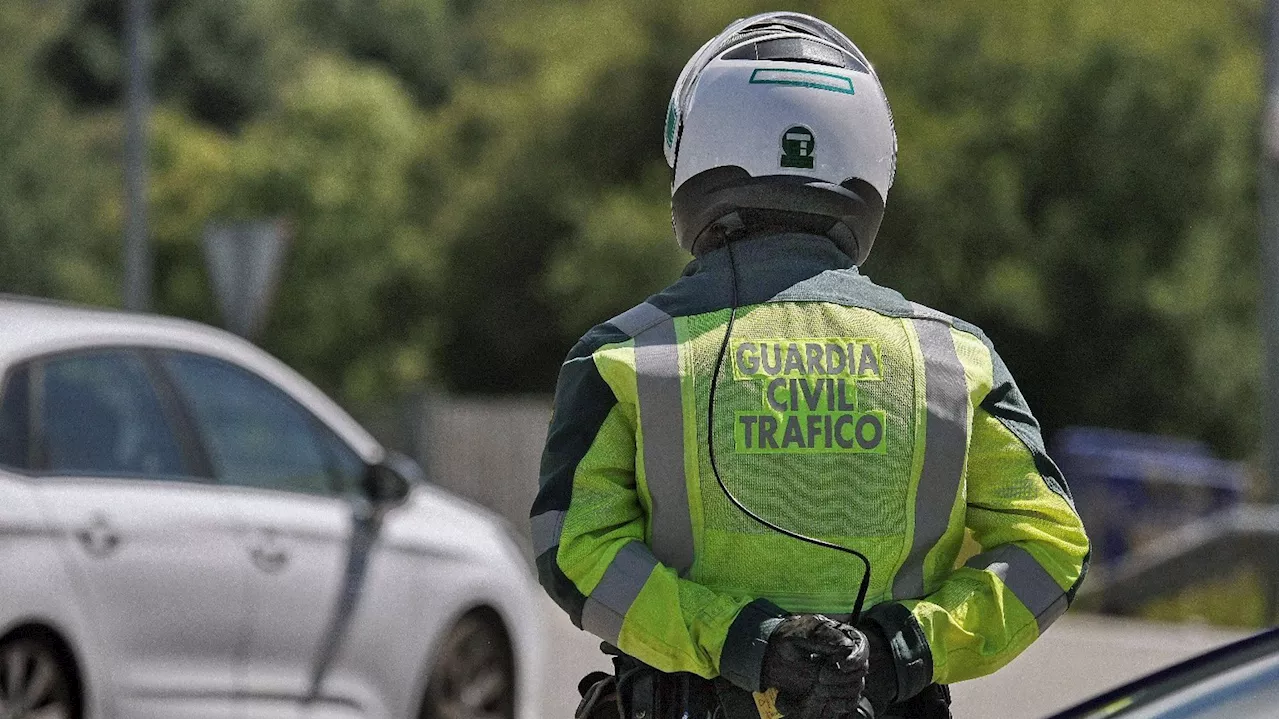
{"left": 581, "top": 542, "right": 660, "bottom": 642}
{"left": 632, "top": 311, "right": 696, "bottom": 575}
{"left": 894, "top": 309, "right": 969, "bottom": 600}
{"left": 608, "top": 302, "right": 670, "bottom": 337}
{"left": 602, "top": 301, "right": 696, "bottom": 574}
{"left": 531, "top": 510, "right": 566, "bottom": 557}
{"left": 966, "top": 544, "right": 1069, "bottom": 632}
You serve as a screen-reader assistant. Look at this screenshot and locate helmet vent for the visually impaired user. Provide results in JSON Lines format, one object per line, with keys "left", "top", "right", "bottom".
{"left": 723, "top": 37, "right": 869, "bottom": 74}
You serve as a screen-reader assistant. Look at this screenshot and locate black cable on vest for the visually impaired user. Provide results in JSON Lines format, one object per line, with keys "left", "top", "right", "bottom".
{"left": 706, "top": 237, "right": 873, "bottom": 625}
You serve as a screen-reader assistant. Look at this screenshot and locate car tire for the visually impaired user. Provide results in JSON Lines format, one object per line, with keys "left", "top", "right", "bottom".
{"left": 0, "top": 633, "right": 78, "bottom": 719}
{"left": 419, "top": 610, "right": 516, "bottom": 719}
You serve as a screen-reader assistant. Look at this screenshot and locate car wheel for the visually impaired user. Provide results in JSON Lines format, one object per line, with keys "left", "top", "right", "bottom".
{"left": 420, "top": 611, "right": 516, "bottom": 719}
{"left": 0, "top": 635, "right": 76, "bottom": 719}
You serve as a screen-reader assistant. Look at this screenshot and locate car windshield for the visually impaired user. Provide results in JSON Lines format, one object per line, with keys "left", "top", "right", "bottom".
{"left": 1048, "top": 630, "right": 1279, "bottom": 719}
{"left": 1119, "top": 654, "right": 1277, "bottom": 719}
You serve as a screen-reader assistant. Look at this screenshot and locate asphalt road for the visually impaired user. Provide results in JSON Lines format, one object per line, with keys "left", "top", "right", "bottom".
{"left": 532, "top": 595, "right": 1250, "bottom": 718}
{"left": 534, "top": 595, "right": 614, "bottom": 718}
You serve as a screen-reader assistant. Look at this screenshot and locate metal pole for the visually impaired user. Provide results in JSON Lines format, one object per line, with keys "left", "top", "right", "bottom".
{"left": 122, "top": 0, "right": 152, "bottom": 311}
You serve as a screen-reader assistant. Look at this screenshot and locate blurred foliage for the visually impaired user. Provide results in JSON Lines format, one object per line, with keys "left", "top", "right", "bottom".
{"left": 0, "top": 3, "right": 119, "bottom": 303}
{"left": 0, "top": 0, "right": 1266, "bottom": 459}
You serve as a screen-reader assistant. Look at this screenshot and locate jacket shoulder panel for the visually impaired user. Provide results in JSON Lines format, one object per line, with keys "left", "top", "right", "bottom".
{"left": 769, "top": 268, "right": 914, "bottom": 316}
{"left": 576, "top": 318, "right": 636, "bottom": 356}
{"left": 771, "top": 271, "right": 994, "bottom": 338}
{"left": 603, "top": 302, "right": 673, "bottom": 339}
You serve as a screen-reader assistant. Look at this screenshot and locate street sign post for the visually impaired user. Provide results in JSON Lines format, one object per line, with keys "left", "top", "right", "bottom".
{"left": 122, "top": 0, "right": 151, "bottom": 311}
{"left": 201, "top": 220, "right": 291, "bottom": 340}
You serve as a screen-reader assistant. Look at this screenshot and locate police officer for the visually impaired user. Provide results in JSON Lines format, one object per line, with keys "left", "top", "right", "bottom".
{"left": 531, "top": 12, "right": 1090, "bottom": 718}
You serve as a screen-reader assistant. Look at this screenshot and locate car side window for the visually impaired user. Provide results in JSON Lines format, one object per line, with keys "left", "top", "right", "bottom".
{"left": 38, "top": 351, "right": 186, "bottom": 478}
{"left": 0, "top": 365, "right": 30, "bottom": 469}
{"left": 317, "top": 423, "right": 368, "bottom": 497}
{"left": 161, "top": 352, "right": 343, "bottom": 496}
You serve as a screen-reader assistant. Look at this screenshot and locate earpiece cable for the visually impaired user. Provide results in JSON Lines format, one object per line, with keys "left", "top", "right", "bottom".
{"left": 706, "top": 238, "right": 873, "bottom": 625}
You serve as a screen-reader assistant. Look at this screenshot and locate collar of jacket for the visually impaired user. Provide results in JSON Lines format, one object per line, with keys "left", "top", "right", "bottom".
{"left": 674, "top": 232, "right": 860, "bottom": 308}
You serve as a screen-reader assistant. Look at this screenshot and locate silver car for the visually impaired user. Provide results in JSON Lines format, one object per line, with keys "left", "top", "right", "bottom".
{"left": 0, "top": 295, "right": 541, "bottom": 719}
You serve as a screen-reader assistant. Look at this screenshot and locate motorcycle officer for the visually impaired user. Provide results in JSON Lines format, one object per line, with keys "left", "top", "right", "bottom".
{"left": 531, "top": 12, "right": 1090, "bottom": 718}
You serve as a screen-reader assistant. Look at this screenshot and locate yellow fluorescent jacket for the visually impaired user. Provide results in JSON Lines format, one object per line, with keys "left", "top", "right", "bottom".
{"left": 531, "top": 234, "right": 1090, "bottom": 700}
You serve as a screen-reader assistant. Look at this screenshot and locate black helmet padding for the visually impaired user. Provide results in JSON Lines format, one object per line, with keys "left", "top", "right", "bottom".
{"left": 672, "top": 166, "right": 885, "bottom": 263}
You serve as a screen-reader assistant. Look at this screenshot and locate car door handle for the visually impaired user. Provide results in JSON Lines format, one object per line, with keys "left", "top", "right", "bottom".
{"left": 248, "top": 530, "right": 290, "bottom": 573}
{"left": 75, "top": 516, "right": 120, "bottom": 558}
{"left": 250, "top": 546, "right": 289, "bottom": 573}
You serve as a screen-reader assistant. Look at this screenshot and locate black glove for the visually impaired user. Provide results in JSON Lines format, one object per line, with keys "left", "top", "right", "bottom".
{"left": 859, "top": 621, "right": 898, "bottom": 716}
{"left": 761, "top": 614, "right": 869, "bottom": 718}
{"left": 793, "top": 658, "right": 869, "bottom": 719}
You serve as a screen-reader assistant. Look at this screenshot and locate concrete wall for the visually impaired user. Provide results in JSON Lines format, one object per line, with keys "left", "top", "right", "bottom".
{"left": 411, "top": 394, "right": 552, "bottom": 545}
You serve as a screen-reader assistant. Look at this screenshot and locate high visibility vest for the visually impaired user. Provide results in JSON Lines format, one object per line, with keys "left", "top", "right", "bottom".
{"left": 531, "top": 234, "right": 1089, "bottom": 699}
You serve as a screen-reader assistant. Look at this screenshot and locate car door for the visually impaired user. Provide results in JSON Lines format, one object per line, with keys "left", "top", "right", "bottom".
{"left": 24, "top": 348, "right": 246, "bottom": 719}
{"left": 159, "top": 351, "right": 366, "bottom": 718}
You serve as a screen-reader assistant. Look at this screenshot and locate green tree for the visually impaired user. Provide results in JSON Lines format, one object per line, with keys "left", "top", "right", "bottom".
{"left": 149, "top": 56, "right": 440, "bottom": 401}
{"left": 44, "top": 0, "right": 300, "bottom": 130}
{"left": 421, "top": 0, "right": 1263, "bottom": 458}
{"left": 826, "top": 0, "right": 1263, "bottom": 456}
{"left": 297, "top": 0, "right": 472, "bottom": 108}
{"left": 0, "top": 3, "right": 117, "bottom": 303}
{"left": 0, "top": 0, "right": 1265, "bottom": 461}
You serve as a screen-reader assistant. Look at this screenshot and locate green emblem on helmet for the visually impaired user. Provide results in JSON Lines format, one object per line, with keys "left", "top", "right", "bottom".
{"left": 780, "top": 126, "right": 816, "bottom": 169}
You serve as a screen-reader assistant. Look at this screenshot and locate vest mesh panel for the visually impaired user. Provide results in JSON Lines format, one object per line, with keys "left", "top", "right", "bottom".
{"left": 679, "top": 302, "right": 923, "bottom": 611}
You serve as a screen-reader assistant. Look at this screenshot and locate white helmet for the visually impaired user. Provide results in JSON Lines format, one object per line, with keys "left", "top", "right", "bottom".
{"left": 664, "top": 12, "right": 897, "bottom": 263}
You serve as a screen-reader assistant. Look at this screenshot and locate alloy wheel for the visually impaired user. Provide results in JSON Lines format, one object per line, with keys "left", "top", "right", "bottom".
{"left": 0, "top": 638, "right": 74, "bottom": 719}
{"left": 421, "top": 613, "right": 515, "bottom": 719}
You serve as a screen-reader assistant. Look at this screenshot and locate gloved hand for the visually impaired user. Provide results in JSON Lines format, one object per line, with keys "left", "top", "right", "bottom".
{"left": 792, "top": 658, "right": 870, "bottom": 719}
{"left": 859, "top": 622, "right": 898, "bottom": 716}
{"left": 760, "top": 614, "right": 869, "bottom": 718}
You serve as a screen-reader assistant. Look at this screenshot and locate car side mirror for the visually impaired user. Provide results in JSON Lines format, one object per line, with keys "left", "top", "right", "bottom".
{"left": 363, "top": 451, "right": 422, "bottom": 505}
